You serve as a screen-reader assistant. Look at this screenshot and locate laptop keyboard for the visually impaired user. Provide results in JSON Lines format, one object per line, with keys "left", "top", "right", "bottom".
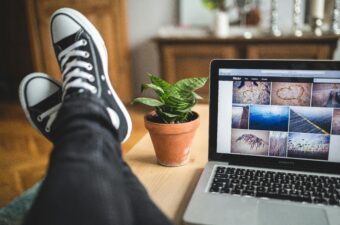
{"left": 209, "top": 166, "right": 340, "bottom": 206}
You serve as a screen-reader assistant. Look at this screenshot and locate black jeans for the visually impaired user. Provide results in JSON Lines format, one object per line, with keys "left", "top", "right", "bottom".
{"left": 23, "top": 94, "right": 174, "bottom": 225}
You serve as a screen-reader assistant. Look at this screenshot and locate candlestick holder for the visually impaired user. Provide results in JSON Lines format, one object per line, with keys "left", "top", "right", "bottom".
{"left": 312, "top": 17, "right": 323, "bottom": 36}
{"left": 270, "top": 0, "right": 281, "bottom": 36}
{"left": 331, "top": 0, "right": 340, "bottom": 35}
{"left": 292, "top": 0, "right": 303, "bottom": 37}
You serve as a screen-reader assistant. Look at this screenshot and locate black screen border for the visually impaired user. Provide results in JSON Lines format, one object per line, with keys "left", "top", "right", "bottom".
{"left": 209, "top": 59, "right": 340, "bottom": 175}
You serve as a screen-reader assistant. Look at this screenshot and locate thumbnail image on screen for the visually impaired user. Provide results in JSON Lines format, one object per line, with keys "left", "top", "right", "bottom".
{"left": 271, "top": 82, "right": 311, "bottom": 106}
{"left": 312, "top": 83, "right": 340, "bottom": 108}
{"left": 233, "top": 81, "right": 270, "bottom": 105}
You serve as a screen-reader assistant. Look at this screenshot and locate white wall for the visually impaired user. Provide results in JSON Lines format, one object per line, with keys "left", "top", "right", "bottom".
{"left": 127, "top": 0, "right": 177, "bottom": 97}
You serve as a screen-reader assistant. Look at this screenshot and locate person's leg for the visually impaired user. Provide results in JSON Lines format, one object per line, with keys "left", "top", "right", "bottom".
{"left": 49, "top": 8, "right": 172, "bottom": 224}
{"left": 23, "top": 92, "right": 134, "bottom": 225}
{"left": 19, "top": 7, "right": 175, "bottom": 225}
{"left": 20, "top": 75, "right": 173, "bottom": 225}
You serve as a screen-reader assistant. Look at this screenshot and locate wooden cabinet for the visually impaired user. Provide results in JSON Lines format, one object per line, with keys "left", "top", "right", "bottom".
{"left": 162, "top": 45, "right": 238, "bottom": 96}
{"left": 25, "top": 0, "right": 132, "bottom": 103}
{"left": 156, "top": 35, "right": 339, "bottom": 101}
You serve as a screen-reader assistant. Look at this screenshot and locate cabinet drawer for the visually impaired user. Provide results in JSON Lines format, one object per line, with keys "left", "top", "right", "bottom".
{"left": 247, "top": 44, "right": 332, "bottom": 59}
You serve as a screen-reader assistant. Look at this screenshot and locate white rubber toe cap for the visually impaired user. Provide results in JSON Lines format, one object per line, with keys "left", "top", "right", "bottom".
{"left": 51, "top": 13, "right": 81, "bottom": 43}
{"left": 24, "top": 74, "right": 60, "bottom": 107}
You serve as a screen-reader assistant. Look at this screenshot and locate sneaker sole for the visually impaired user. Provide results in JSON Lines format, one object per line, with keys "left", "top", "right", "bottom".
{"left": 50, "top": 8, "right": 132, "bottom": 143}
{"left": 19, "top": 72, "right": 62, "bottom": 139}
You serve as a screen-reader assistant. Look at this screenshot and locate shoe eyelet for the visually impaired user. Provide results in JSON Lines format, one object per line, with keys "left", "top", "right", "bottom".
{"left": 89, "top": 76, "right": 95, "bottom": 82}
{"left": 87, "top": 64, "right": 93, "bottom": 71}
{"left": 84, "top": 52, "right": 90, "bottom": 58}
{"left": 78, "top": 89, "right": 85, "bottom": 93}
{"left": 91, "top": 87, "right": 97, "bottom": 94}
{"left": 45, "top": 127, "right": 50, "bottom": 132}
{"left": 37, "top": 116, "right": 42, "bottom": 122}
{"left": 101, "top": 75, "right": 105, "bottom": 81}
{"left": 82, "top": 39, "right": 87, "bottom": 46}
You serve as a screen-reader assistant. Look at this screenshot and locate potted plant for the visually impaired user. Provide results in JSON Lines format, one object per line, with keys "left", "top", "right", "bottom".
{"left": 202, "top": 0, "right": 231, "bottom": 38}
{"left": 132, "top": 74, "right": 208, "bottom": 166}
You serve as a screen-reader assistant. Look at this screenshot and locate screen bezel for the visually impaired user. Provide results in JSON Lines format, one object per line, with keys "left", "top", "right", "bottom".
{"left": 209, "top": 59, "right": 340, "bottom": 174}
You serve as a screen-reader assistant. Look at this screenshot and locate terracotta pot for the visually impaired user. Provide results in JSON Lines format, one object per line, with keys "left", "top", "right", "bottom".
{"left": 144, "top": 111, "right": 200, "bottom": 167}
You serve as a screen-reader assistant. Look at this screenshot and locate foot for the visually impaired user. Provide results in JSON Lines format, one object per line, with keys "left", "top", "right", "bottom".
{"left": 50, "top": 8, "right": 132, "bottom": 143}
{"left": 19, "top": 73, "right": 62, "bottom": 141}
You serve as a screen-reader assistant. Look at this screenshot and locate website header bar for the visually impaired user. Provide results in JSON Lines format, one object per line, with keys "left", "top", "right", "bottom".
{"left": 219, "top": 68, "right": 340, "bottom": 78}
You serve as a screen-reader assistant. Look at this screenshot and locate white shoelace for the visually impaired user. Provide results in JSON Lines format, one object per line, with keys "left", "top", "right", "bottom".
{"left": 37, "top": 103, "right": 62, "bottom": 132}
{"left": 59, "top": 39, "right": 97, "bottom": 99}
{"left": 37, "top": 39, "right": 97, "bottom": 133}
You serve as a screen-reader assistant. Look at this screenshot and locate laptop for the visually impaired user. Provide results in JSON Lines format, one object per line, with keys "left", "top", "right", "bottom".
{"left": 183, "top": 60, "right": 340, "bottom": 225}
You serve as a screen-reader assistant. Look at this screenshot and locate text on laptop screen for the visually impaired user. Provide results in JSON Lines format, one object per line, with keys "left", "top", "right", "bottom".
{"left": 217, "top": 68, "right": 340, "bottom": 163}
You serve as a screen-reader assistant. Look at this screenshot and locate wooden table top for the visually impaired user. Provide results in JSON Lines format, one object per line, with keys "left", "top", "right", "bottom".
{"left": 124, "top": 104, "right": 209, "bottom": 225}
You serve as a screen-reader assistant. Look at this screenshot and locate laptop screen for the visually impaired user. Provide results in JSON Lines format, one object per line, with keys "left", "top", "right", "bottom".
{"left": 216, "top": 67, "right": 340, "bottom": 164}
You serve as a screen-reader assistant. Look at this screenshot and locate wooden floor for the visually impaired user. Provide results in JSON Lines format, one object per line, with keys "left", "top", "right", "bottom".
{"left": 0, "top": 102, "right": 148, "bottom": 208}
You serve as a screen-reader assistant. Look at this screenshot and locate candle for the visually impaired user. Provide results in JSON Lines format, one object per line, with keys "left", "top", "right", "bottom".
{"left": 310, "top": 0, "right": 325, "bottom": 19}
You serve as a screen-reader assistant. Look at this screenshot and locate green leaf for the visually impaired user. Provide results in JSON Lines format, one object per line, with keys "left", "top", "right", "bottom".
{"left": 141, "top": 83, "right": 164, "bottom": 94}
{"left": 161, "top": 111, "right": 178, "bottom": 118}
{"left": 166, "top": 95, "right": 192, "bottom": 110}
{"left": 192, "top": 92, "right": 203, "bottom": 100}
{"left": 156, "top": 110, "right": 179, "bottom": 124}
{"left": 176, "top": 108, "right": 193, "bottom": 113}
{"left": 166, "top": 94, "right": 182, "bottom": 104}
{"left": 173, "top": 77, "right": 208, "bottom": 92}
{"left": 131, "top": 97, "right": 164, "bottom": 107}
{"left": 148, "top": 73, "right": 171, "bottom": 91}
{"left": 179, "top": 91, "right": 196, "bottom": 103}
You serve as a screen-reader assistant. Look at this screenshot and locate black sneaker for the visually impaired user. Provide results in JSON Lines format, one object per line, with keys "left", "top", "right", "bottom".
{"left": 50, "top": 8, "right": 132, "bottom": 143}
{"left": 19, "top": 73, "right": 62, "bottom": 141}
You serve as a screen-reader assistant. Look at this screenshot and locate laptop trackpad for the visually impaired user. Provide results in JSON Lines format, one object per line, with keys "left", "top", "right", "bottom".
{"left": 258, "top": 201, "right": 329, "bottom": 225}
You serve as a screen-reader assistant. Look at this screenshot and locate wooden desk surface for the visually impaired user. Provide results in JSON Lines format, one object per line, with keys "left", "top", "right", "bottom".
{"left": 124, "top": 104, "right": 209, "bottom": 224}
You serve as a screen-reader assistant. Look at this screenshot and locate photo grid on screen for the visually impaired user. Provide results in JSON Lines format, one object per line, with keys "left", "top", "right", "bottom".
{"left": 229, "top": 79, "right": 340, "bottom": 162}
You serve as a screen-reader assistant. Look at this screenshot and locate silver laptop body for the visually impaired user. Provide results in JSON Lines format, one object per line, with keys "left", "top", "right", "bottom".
{"left": 183, "top": 60, "right": 340, "bottom": 225}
